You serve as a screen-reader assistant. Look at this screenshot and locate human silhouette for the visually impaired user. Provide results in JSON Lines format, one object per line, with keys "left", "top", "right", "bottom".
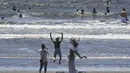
{"left": 68, "top": 49, "right": 76, "bottom": 73}
{"left": 120, "top": 8, "right": 128, "bottom": 23}
{"left": 70, "top": 38, "right": 87, "bottom": 59}
{"left": 50, "top": 32, "right": 63, "bottom": 65}
{"left": 13, "top": 6, "right": 16, "bottom": 11}
{"left": 39, "top": 44, "right": 49, "bottom": 73}
{"left": 105, "top": 7, "right": 110, "bottom": 15}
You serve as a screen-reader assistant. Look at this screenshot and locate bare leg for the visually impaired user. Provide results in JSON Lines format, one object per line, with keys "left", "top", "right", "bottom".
{"left": 39, "top": 62, "right": 43, "bottom": 73}
{"left": 58, "top": 51, "right": 62, "bottom": 65}
{"left": 44, "top": 62, "right": 48, "bottom": 73}
{"left": 53, "top": 51, "right": 57, "bottom": 63}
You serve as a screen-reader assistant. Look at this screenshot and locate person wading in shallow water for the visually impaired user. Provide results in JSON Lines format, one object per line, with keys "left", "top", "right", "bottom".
{"left": 50, "top": 32, "right": 63, "bottom": 65}
{"left": 81, "top": 9, "right": 84, "bottom": 20}
{"left": 39, "top": 44, "right": 49, "bottom": 73}
{"left": 105, "top": 7, "right": 110, "bottom": 15}
{"left": 120, "top": 8, "right": 129, "bottom": 23}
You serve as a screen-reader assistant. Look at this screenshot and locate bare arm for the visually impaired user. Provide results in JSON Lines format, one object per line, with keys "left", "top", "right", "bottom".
{"left": 60, "top": 33, "right": 63, "bottom": 42}
{"left": 50, "top": 32, "right": 54, "bottom": 42}
{"left": 70, "top": 37, "right": 73, "bottom": 44}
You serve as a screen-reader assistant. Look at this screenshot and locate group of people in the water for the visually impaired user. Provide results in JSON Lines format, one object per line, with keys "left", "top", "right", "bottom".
{"left": 75, "top": 7, "right": 128, "bottom": 23}
{"left": 1, "top": 6, "right": 31, "bottom": 20}
{"left": 0, "top": 0, "right": 129, "bottom": 24}
{"left": 74, "top": 0, "right": 129, "bottom": 23}
{"left": 39, "top": 33, "right": 87, "bottom": 73}
{"left": 13, "top": 6, "right": 31, "bottom": 18}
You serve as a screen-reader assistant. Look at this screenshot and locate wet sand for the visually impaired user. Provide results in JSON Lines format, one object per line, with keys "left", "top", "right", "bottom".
{"left": 0, "top": 71, "right": 130, "bottom": 73}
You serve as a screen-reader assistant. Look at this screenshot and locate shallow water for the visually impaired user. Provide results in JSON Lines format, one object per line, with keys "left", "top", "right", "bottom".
{"left": 0, "top": 0, "right": 130, "bottom": 71}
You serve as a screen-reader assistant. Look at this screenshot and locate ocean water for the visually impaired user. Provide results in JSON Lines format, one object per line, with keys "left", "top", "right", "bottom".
{"left": 0, "top": 0, "right": 130, "bottom": 71}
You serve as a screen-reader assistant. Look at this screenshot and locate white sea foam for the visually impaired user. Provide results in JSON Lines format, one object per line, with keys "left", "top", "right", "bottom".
{"left": 0, "top": 34, "right": 130, "bottom": 39}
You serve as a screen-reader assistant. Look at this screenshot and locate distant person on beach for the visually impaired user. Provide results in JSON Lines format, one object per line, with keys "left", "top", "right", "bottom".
{"left": 105, "top": 7, "right": 110, "bottom": 15}
{"left": 50, "top": 32, "right": 63, "bottom": 65}
{"left": 70, "top": 38, "right": 87, "bottom": 59}
{"left": 13, "top": 6, "right": 16, "bottom": 11}
{"left": 120, "top": 8, "right": 129, "bottom": 23}
{"left": 68, "top": 49, "right": 76, "bottom": 73}
{"left": 39, "top": 44, "right": 49, "bottom": 73}
{"left": 81, "top": 9, "right": 84, "bottom": 20}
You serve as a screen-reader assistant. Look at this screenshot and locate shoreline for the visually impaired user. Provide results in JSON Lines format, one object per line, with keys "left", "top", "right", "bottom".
{"left": 0, "top": 71, "right": 130, "bottom": 73}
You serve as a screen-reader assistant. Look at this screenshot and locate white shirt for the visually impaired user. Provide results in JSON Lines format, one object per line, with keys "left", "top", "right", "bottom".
{"left": 39, "top": 49, "right": 49, "bottom": 62}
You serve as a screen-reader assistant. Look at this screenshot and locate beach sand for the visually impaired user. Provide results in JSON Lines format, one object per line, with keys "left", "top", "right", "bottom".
{"left": 0, "top": 71, "right": 130, "bottom": 73}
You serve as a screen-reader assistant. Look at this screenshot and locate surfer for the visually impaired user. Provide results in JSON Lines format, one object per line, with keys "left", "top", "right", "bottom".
{"left": 50, "top": 32, "right": 63, "bottom": 65}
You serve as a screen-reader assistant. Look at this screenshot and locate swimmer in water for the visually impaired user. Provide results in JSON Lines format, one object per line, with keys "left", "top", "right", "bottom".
{"left": 81, "top": 9, "right": 84, "bottom": 20}
{"left": 92, "top": 8, "right": 97, "bottom": 15}
{"left": 105, "top": 7, "right": 110, "bottom": 15}
{"left": 120, "top": 8, "right": 128, "bottom": 23}
{"left": 13, "top": 6, "right": 16, "bottom": 11}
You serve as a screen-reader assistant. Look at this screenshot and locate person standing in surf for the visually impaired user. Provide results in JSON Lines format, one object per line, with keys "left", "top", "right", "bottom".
{"left": 68, "top": 49, "right": 77, "bottom": 73}
{"left": 70, "top": 37, "right": 87, "bottom": 59}
{"left": 120, "top": 8, "right": 128, "bottom": 23}
{"left": 105, "top": 7, "right": 110, "bottom": 15}
{"left": 50, "top": 32, "right": 63, "bottom": 65}
{"left": 81, "top": 9, "right": 84, "bottom": 20}
{"left": 13, "top": 6, "right": 16, "bottom": 11}
{"left": 39, "top": 44, "right": 49, "bottom": 73}
{"left": 92, "top": 8, "right": 97, "bottom": 15}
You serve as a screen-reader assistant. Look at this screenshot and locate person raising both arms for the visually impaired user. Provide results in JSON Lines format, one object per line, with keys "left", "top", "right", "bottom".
{"left": 70, "top": 37, "right": 87, "bottom": 59}
{"left": 39, "top": 44, "right": 49, "bottom": 73}
{"left": 50, "top": 32, "right": 63, "bottom": 65}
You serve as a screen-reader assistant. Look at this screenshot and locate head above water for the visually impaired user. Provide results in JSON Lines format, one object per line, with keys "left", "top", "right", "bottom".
{"left": 93, "top": 8, "right": 96, "bottom": 10}
{"left": 70, "top": 49, "right": 73, "bottom": 53}
{"left": 123, "top": 8, "right": 126, "bottom": 11}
